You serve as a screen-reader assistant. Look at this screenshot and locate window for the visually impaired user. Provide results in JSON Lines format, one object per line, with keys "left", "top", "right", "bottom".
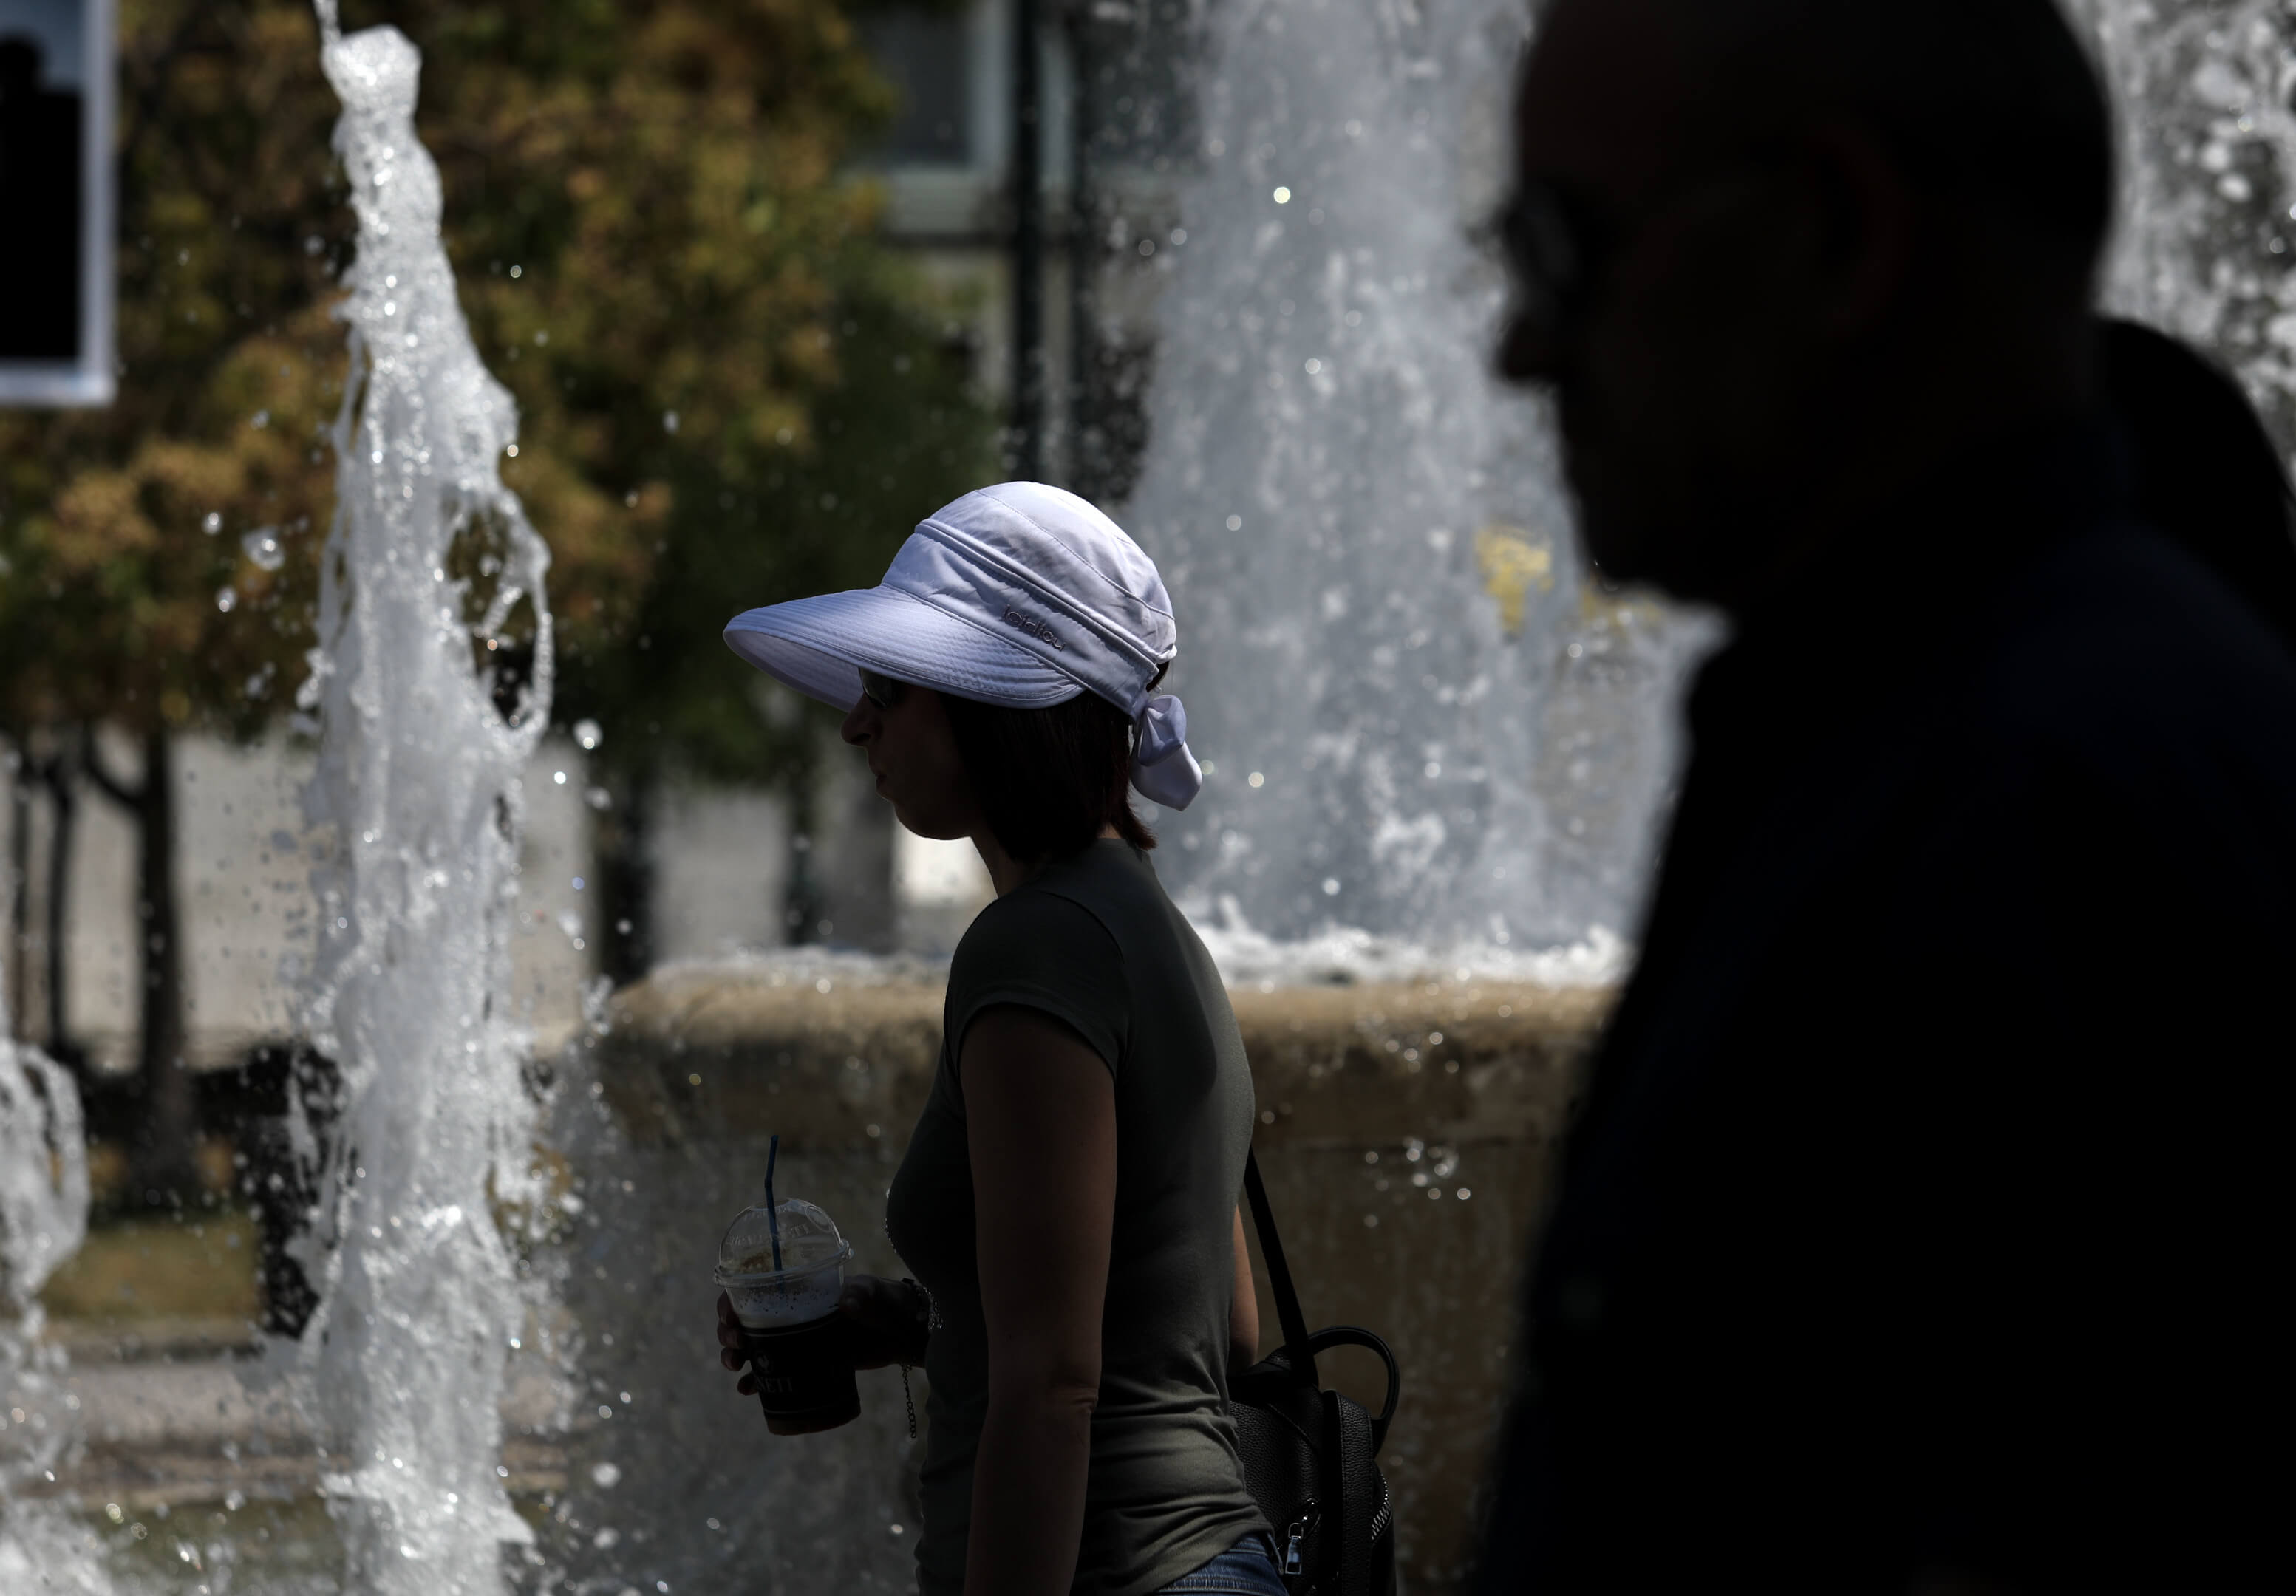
{"left": 862, "top": 7, "right": 971, "bottom": 168}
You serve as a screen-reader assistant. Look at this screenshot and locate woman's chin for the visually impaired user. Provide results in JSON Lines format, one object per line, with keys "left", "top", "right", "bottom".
{"left": 893, "top": 808, "right": 970, "bottom": 844}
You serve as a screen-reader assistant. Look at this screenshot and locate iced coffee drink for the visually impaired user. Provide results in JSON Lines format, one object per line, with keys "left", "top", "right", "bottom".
{"left": 714, "top": 1196, "right": 860, "bottom": 1433}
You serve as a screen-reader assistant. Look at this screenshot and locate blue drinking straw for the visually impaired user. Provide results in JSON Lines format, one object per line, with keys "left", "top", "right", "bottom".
{"left": 763, "top": 1133, "right": 783, "bottom": 1271}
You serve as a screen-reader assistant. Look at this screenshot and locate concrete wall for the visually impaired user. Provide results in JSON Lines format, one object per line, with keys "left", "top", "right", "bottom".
{"left": 585, "top": 965, "right": 1610, "bottom": 1595}
{"left": 2, "top": 730, "right": 596, "bottom": 1071}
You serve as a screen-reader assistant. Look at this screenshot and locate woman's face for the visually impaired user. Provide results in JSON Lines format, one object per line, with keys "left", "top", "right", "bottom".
{"left": 840, "top": 679, "right": 981, "bottom": 841}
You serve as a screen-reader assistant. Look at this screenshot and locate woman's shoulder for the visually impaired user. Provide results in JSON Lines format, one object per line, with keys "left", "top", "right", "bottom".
{"left": 951, "top": 876, "right": 1123, "bottom": 985}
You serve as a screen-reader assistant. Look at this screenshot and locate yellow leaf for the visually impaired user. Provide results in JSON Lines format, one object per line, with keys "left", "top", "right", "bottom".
{"left": 1475, "top": 524, "right": 1554, "bottom": 637}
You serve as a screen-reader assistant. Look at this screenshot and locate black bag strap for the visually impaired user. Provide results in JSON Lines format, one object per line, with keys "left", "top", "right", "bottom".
{"left": 1332, "top": 1390, "right": 1381, "bottom": 1596}
{"left": 1244, "top": 1147, "right": 1318, "bottom": 1388}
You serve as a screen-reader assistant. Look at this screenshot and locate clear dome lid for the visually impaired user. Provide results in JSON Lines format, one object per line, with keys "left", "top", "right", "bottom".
{"left": 716, "top": 1197, "right": 850, "bottom": 1279}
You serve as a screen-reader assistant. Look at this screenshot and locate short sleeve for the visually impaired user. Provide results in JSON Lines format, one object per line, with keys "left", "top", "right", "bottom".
{"left": 946, "top": 888, "right": 1128, "bottom": 1079}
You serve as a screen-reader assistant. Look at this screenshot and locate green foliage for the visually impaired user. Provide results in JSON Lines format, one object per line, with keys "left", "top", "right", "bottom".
{"left": 0, "top": 0, "right": 996, "bottom": 782}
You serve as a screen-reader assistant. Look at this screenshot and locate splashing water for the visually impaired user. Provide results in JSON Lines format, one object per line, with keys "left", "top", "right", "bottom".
{"left": 1128, "top": 0, "right": 2296, "bottom": 960}
{"left": 0, "top": 1009, "right": 106, "bottom": 1592}
{"left": 2078, "top": 0, "right": 2296, "bottom": 444}
{"left": 1125, "top": 0, "right": 1713, "bottom": 953}
{"left": 287, "top": 7, "right": 553, "bottom": 1592}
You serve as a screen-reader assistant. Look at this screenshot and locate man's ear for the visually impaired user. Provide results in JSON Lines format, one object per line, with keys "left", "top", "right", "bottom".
{"left": 1800, "top": 120, "right": 1915, "bottom": 335}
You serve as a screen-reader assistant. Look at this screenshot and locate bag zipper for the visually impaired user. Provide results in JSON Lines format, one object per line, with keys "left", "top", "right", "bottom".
{"left": 1281, "top": 1501, "right": 1319, "bottom": 1577}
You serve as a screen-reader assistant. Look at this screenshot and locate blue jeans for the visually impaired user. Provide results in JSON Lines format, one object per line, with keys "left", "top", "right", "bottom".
{"left": 1153, "top": 1533, "right": 1289, "bottom": 1595}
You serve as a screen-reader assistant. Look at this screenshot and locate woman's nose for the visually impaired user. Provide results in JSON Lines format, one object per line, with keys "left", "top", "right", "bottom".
{"left": 840, "top": 697, "right": 873, "bottom": 746}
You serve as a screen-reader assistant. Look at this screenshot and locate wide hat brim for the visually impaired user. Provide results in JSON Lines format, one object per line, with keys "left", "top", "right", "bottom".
{"left": 723, "top": 585, "right": 1085, "bottom": 712}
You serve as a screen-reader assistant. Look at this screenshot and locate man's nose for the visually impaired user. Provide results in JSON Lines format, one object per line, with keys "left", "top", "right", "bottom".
{"left": 1497, "top": 302, "right": 1564, "bottom": 386}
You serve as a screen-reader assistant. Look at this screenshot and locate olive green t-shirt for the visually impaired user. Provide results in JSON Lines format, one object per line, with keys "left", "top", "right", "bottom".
{"left": 885, "top": 839, "right": 1267, "bottom": 1596}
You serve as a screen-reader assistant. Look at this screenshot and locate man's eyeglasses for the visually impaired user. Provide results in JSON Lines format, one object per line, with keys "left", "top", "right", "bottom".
{"left": 1496, "top": 178, "right": 1614, "bottom": 333}
{"left": 1496, "top": 164, "right": 1781, "bottom": 343}
{"left": 859, "top": 668, "right": 907, "bottom": 710}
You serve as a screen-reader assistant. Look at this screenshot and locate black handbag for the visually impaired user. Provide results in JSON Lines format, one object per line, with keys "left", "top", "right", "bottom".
{"left": 1226, "top": 1149, "right": 1402, "bottom": 1596}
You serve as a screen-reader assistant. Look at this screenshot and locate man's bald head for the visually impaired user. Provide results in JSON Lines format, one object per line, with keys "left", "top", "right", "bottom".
{"left": 1504, "top": 0, "right": 2113, "bottom": 607}
{"left": 1649, "top": 0, "right": 2113, "bottom": 290}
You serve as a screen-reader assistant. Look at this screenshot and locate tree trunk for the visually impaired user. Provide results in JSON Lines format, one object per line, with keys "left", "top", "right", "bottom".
{"left": 43, "top": 743, "right": 80, "bottom": 1069}
{"left": 7, "top": 746, "right": 27, "bottom": 1038}
{"left": 88, "top": 727, "right": 198, "bottom": 1200}
{"left": 134, "top": 728, "right": 198, "bottom": 1201}
{"left": 593, "top": 765, "right": 655, "bottom": 986}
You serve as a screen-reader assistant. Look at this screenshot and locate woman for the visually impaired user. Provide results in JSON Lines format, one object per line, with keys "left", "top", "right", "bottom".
{"left": 713, "top": 482, "right": 1282, "bottom": 1596}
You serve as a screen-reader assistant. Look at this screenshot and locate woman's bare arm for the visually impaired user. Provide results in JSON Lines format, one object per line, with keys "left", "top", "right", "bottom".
{"left": 1230, "top": 1207, "right": 1261, "bottom": 1373}
{"left": 961, "top": 1004, "right": 1118, "bottom": 1596}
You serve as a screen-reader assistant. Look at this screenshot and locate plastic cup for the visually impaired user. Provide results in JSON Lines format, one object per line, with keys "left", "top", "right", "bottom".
{"left": 714, "top": 1197, "right": 859, "bottom": 1433}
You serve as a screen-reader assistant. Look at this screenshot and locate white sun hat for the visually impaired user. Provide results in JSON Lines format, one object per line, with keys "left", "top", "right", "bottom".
{"left": 723, "top": 481, "right": 1204, "bottom": 810}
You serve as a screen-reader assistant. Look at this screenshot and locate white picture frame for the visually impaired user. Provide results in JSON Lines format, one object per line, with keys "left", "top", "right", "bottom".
{"left": 0, "top": 0, "right": 115, "bottom": 407}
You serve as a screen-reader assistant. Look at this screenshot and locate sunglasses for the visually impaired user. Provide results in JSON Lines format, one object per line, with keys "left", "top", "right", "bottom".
{"left": 859, "top": 668, "right": 907, "bottom": 710}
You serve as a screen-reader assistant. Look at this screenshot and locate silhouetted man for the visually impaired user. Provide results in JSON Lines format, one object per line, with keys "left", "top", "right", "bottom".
{"left": 1481, "top": 1, "right": 2296, "bottom": 1590}
{"left": 0, "top": 33, "right": 84, "bottom": 361}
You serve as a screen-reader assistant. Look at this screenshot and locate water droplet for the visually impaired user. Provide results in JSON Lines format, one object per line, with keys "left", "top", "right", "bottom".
{"left": 591, "top": 1462, "right": 621, "bottom": 1489}
{"left": 215, "top": 587, "right": 237, "bottom": 613}
{"left": 1225, "top": 514, "right": 1244, "bottom": 531}
{"left": 1322, "top": 878, "right": 1341, "bottom": 896}
{"left": 508, "top": 263, "right": 522, "bottom": 278}
{"left": 201, "top": 512, "right": 222, "bottom": 535}
{"left": 242, "top": 528, "right": 285, "bottom": 571}
{"left": 1170, "top": 228, "right": 1188, "bottom": 245}
{"left": 574, "top": 717, "right": 602, "bottom": 751}
{"left": 1247, "top": 771, "right": 1266, "bottom": 788}
{"left": 251, "top": 409, "right": 270, "bottom": 429}
{"left": 1273, "top": 186, "right": 1292, "bottom": 204}
{"left": 505, "top": 443, "right": 518, "bottom": 457}
{"left": 662, "top": 409, "right": 679, "bottom": 434}
{"left": 1304, "top": 358, "right": 1322, "bottom": 375}
{"left": 553, "top": 770, "right": 567, "bottom": 785}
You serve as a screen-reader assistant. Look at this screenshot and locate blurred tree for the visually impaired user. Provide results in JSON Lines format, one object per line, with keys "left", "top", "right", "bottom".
{"left": 0, "top": 0, "right": 993, "bottom": 1194}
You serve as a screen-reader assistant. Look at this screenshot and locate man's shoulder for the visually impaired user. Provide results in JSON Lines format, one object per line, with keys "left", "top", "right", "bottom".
{"left": 1973, "top": 521, "right": 2296, "bottom": 780}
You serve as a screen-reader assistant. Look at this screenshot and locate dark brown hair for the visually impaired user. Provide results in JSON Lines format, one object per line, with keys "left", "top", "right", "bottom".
{"left": 939, "top": 687, "right": 1156, "bottom": 863}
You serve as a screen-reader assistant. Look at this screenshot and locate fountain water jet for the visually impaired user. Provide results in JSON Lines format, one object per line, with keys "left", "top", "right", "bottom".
{"left": 0, "top": 1023, "right": 107, "bottom": 1595}
{"left": 1121, "top": 0, "right": 1713, "bottom": 956}
{"left": 283, "top": 7, "right": 554, "bottom": 1591}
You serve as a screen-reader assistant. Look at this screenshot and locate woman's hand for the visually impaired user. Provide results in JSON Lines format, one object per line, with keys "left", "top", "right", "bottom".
{"left": 714, "top": 1276, "right": 929, "bottom": 1393}
{"left": 839, "top": 1274, "right": 933, "bottom": 1370}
